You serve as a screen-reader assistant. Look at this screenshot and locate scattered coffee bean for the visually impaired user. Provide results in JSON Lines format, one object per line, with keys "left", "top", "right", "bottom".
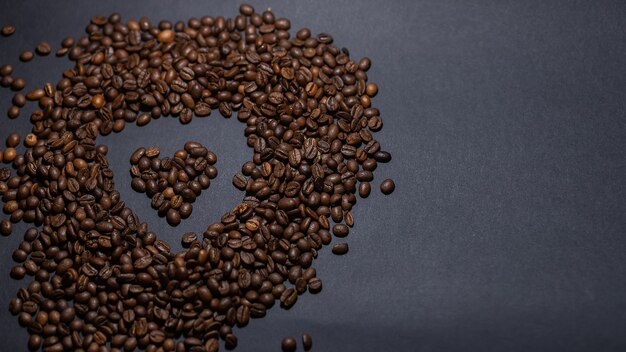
{"left": 302, "top": 333, "right": 313, "bottom": 351}
{"left": 380, "top": 179, "right": 395, "bottom": 195}
{"left": 10, "top": 77, "right": 25, "bottom": 90}
{"left": 281, "top": 336, "right": 297, "bottom": 352}
{"left": 6, "top": 132, "right": 20, "bottom": 147}
{"left": 1, "top": 24, "right": 15, "bottom": 36}
{"left": 0, "top": 219, "right": 11, "bottom": 236}
{"left": 19, "top": 50, "right": 34, "bottom": 62}
{"left": 7, "top": 105, "right": 19, "bottom": 119}
{"left": 333, "top": 224, "right": 349, "bottom": 237}
{"left": 332, "top": 243, "right": 349, "bottom": 255}
{"left": 0, "top": 63, "right": 12, "bottom": 76}
{"left": 3, "top": 147, "right": 16, "bottom": 162}
{"left": 35, "top": 41, "right": 51, "bottom": 55}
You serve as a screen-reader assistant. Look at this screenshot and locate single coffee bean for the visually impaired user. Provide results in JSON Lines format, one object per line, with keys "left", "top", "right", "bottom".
{"left": 157, "top": 29, "right": 174, "bottom": 43}
{"left": 11, "top": 77, "right": 26, "bottom": 90}
{"left": 1, "top": 24, "right": 15, "bottom": 36}
{"left": 281, "top": 336, "right": 297, "bottom": 352}
{"left": 7, "top": 105, "right": 19, "bottom": 119}
{"left": 36, "top": 42, "right": 52, "bottom": 55}
{"left": 233, "top": 173, "right": 247, "bottom": 190}
{"left": 166, "top": 208, "right": 181, "bottom": 226}
{"left": 12, "top": 93, "right": 25, "bottom": 107}
{"left": 91, "top": 94, "right": 105, "bottom": 108}
{"left": 0, "top": 219, "right": 12, "bottom": 236}
{"left": 19, "top": 51, "right": 34, "bottom": 62}
{"left": 332, "top": 243, "right": 349, "bottom": 255}
{"left": 302, "top": 333, "right": 313, "bottom": 351}
{"left": 380, "top": 179, "right": 395, "bottom": 195}
{"left": 332, "top": 224, "right": 349, "bottom": 237}
{"left": 6, "top": 132, "right": 20, "bottom": 147}
{"left": 3, "top": 147, "right": 17, "bottom": 162}
{"left": 359, "top": 181, "right": 371, "bottom": 198}
{"left": 0, "top": 64, "right": 12, "bottom": 76}
{"left": 181, "top": 232, "right": 197, "bottom": 247}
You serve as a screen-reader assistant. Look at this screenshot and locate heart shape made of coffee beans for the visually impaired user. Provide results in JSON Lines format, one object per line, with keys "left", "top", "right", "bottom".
{"left": 129, "top": 142, "right": 218, "bottom": 226}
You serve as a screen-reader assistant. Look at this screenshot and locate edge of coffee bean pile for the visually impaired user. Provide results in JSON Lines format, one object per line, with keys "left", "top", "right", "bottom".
{"left": 0, "top": 4, "right": 395, "bottom": 351}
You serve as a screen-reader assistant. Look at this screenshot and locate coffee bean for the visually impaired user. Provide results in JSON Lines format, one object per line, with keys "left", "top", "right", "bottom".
{"left": 302, "top": 333, "right": 313, "bottom": 351}
{"left": 181, "top": 232, "right": 197, "bottom": 247}
{"left": 11, "top": 77, "right": 26, "bottom": 90}
{"left": 281, "top": 336, "right": 297, "bottom": 352}
{"left": 233, "top": 173, "right": 247, "bottom": 190}
{"left": 36, "top": 42, "right": 52, "bottom": 55}
{"left": 0, "top": 219, "right": 12, "bottom": 236}
{"left": 1, "top": 24, "right": 15, "bottom": 36}
{"left": 333, "top": 224, "right": 349, "bottom": 237}
{"left": 19, "top": 51, "right": 34, "bottom": 62}
{"left": 166, "top": 208, "right": 181, "bottom": 226}
{"left": 358, "top": 181, "right": 371, "bottom": 198}
{"left": 6, "top": 106, "right": 19, "bottom": 119}
{"left": 157, "top": 29, "right": 174, "bottom": 43}
{"left": 380, "top": 179, "right": 395, "bottom": 195}
{"left": 332, "top": 243, "right": 349, "bottom": 255}
{"left": 6, "top": 132, "right": 20, "bottom": 147}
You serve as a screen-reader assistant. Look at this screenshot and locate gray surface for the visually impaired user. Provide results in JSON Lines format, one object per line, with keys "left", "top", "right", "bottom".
{"left": 1, "top": 1, "right": 626, "bottom": 351}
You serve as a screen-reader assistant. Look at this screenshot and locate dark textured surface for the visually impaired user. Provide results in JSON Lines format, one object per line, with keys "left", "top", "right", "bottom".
{"left": 1, "top": 1, "right": 626, "bottom": 351}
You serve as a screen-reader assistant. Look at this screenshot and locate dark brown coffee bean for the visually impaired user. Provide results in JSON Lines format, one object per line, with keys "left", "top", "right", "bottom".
{"left": 233, "top": 173, "right": 247, "bottom": 190}
{"left": 11, "top": 77, "right": 26, "bottom": 90}
{"left": 6, "top": 132, "right": 20, "bottom": 147}
{"left": 281, "top": 336, "right": 297, "bottom": 352}
{"left": 359, "top": 181, "right": 371, "bottom": 198}
{"left": 302, "top": 333, "right": 313, "bottom": 351}
{"left": 240, "top": 4, "right": 255, "bottom": 15}
{"left": 332, "top": 243, "right": 349, "bottom": 255}
{"left": 332, "top": 224, "right": 349, "bottom": 238}
{"left": 19, "top": 51, "right": 34, "bottom": 62}
{"left": 166, "top": 209, "right": 181, "bottom": 226}
{"left": 181, "top": 232, "right": 197, "bottom": 247}
{"left": 380, "top": 179, "right": 395, "bottom": 195}
{"left": 280, "top": 287, "right": 298, "bottom": 308}
{"left": 36, "top": 42, "right": 52, "bottom": 55}
{"left": 1, "top": 24, "right": 15, "bottom": 36}
{"left": 0, "top": 219, "right": 11, "bottom": 236}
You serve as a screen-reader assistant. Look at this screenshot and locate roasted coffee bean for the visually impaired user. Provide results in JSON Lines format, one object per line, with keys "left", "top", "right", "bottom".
{"left": 11, "top": 77, "right": 26, "bottom": 90}
{"left": 332, "top": 243, "right": 349, "bottom": 255}
{"left": 36, "top": 42, "right": 52, "bottom": 55}
{"left": 1, "top": 24, "right": 15, "bottom": 36}
{"left": 233, "top": 173, "right": 247, "bottom": 190}
{"left": 302, "top": 333, "right": 313, "bottom": 351}
{"left": 332, "top": 224, "right": 349, "bottom": 238}
{"left": 380, "top": 179, "right": 395, "bottom": 195}
{"left": 19, "top": 51, "right": 34, "bottom": 62}
{"left": 359, "top": 181, "right": 371, "bottom": 198}
{"left": 281, "top": 336, "right": 297, "bottom": 352}
{"left": 6, "top": 132, "right": 20, "bottom": 147}
{"left": 0, "top": 219, "right": 12, "bottom": 236}
{"left": 166, "top": 209, "right": 181, "bottom": 226}
{"left": 181, "top": 232, "right": 197, "bottom": 247}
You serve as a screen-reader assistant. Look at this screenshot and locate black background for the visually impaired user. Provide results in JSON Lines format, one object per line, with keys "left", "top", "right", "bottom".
{"left": 1, "top": 1, "right": 625, "bottom": 351}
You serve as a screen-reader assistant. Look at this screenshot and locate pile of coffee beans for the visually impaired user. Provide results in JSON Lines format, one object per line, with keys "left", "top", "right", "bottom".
{"left": 129, "top": 142, "right": 217, "bottom": 226}
{"left": 0, "top": 4, "right": 395, "bottom": 351}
